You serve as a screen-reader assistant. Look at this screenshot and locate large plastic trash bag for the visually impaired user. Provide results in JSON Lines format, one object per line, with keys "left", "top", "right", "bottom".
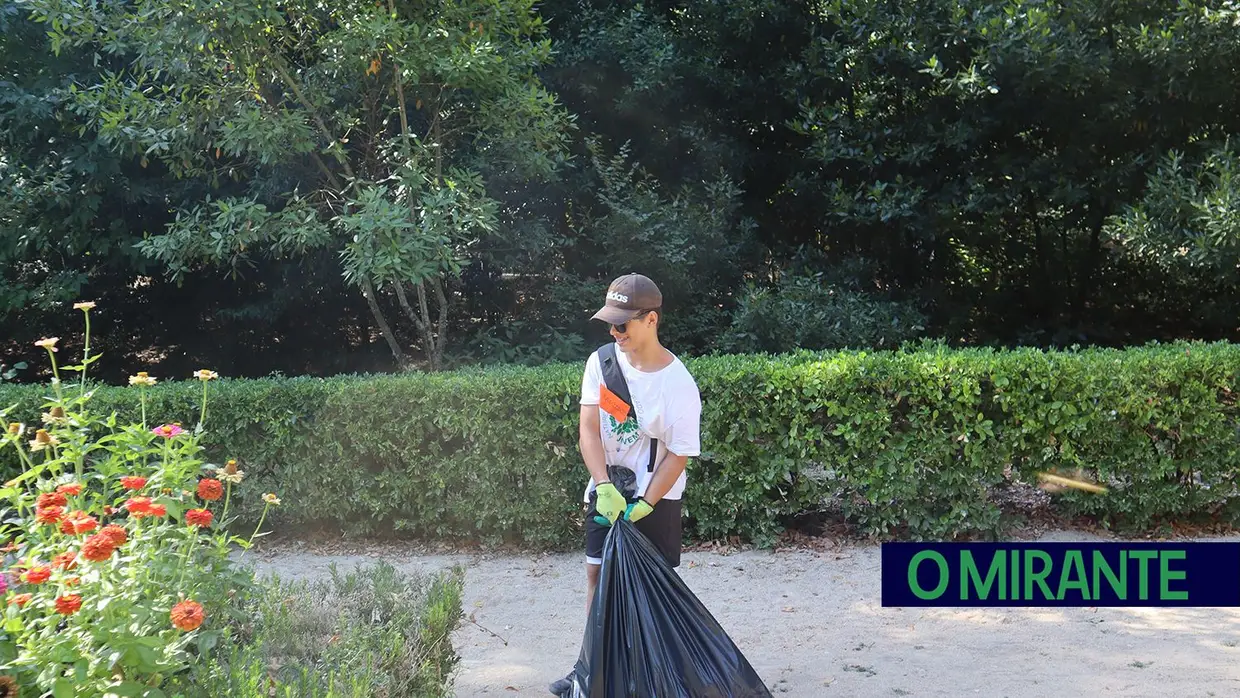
{"left": 565, "top": 517, "right": 772, "bottom": 698}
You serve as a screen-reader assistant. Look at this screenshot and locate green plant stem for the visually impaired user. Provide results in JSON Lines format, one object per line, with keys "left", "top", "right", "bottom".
{"left": 174, "top": 530, "right": 196, "bottom": 590}
{"left": 14, "top": 441, "right": 33, "bottom": 474}
{"left": 222, "top": 482, "right": 232, "bottom": 523}
{"left": 46, "top": 349, "right": 62, "bottom": 402}
{"left": 199, "top": 381, "right": 208, "bottom": 430}
{"left": 239, "top": 503, "right": 271, "bottom": 560}
{"left": 140, "top": 389, "right": 148, "bottom": 431}
{"left": 80, "top": 310, "right": 91, "bottom": 397}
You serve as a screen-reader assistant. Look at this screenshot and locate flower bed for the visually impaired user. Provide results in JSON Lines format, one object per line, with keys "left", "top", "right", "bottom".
{"left": 0, "top": 305, "right": 282, "bottom": 695}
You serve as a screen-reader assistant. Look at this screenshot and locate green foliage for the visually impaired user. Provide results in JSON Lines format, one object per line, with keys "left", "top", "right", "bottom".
{"left": 176, "top": 561, "right": 464, "bottom": 698}
{"left": 3, "top": 343, "right": 1237, "bottom": 548}
{"left": 28, "top": 0, "right": 575, "bottom": 370}
{"left": 723, "top": 262, "right": 927, "bottom": 354}
{"left": 1109, "top": 140, "right": 1240, "bottom": 279}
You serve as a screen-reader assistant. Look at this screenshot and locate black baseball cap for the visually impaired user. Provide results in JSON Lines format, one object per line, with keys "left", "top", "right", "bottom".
{"left": 590, "top": 273, "right": 663, "bottom": 325}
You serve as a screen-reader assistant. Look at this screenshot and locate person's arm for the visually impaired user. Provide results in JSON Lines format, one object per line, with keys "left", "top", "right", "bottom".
{"left": 578, "top": 404, "right": 610, "bottom": 485}
{"left": 642, "top": 379, "right": 701, "bottom": 506}
{"left": 641, "top": 452, "right": 688, "bottom": 504}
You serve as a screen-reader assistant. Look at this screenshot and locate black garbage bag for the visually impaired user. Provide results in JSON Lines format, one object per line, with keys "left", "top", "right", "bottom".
{"left": 566, "top": 517, "right": 773, "bottom": 698}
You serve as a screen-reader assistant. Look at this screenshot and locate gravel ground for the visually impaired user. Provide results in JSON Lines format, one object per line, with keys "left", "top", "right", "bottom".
{"left": 248, "top": 528, "right": 1240, "bottom": 698}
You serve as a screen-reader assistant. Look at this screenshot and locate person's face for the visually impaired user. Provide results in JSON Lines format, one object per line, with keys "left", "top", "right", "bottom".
{"left": 609, "top": 309, "right": 657, "bottom": 352}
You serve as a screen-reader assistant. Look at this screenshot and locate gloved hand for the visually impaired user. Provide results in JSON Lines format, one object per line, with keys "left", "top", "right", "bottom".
{"left": 624, "top": 499, "right": 654, "bottom": 523}
{"left": 594, "top": 498, "right": 654, "bottom": 526}
{"left": 593, "top": 482, "right": 627, "bottom": 524}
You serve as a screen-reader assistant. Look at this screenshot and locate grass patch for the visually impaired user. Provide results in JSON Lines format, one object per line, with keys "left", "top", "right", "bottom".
{"left": 177, "top": 560, "right": 465, "bottom": 697}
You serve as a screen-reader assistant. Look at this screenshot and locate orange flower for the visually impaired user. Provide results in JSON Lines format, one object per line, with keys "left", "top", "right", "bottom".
{"left": 59, "top": 519, "right": 76, "bottom": 536}
{"left": 149, "top": 503, "right": 167, "bottom": 517}
{"left": 103, "top": 505, "right": 115, "bottom": 516}
{"left": 54, "top": 594, "right": 82, "bottom": 615}
{"left": 100, "top": 525, "right": 127, "bottom": 547}
{"left": 37, "top": 491, "right": 68, "bottom": 509}
{"left": 52, "top": 551, "right": 78, "bottom": 570}
{"left": 63, "top": 576, "right": 81, "bottom": 587}
{"left": 170, "top": 599, "right": 205, "bottom": 631}
{"left": 36, "top": 505, "right": 65, "bottom": 525}
{"left": 197, "top": 479, "right": 223, "bottom": 501}
{"left": 63, "top": 511, "right": 98, "bottom": 535}
{"left": 6, "top": 593, "right": 32, "bottom": 607}
{"left": 125, "top": 497, "right": 152, "bottom": 517}
{"left": 185, "top": 509, "right": 213, "bottom": 527}
{"left": 36, "top": 507, "right": 64, "bottom": 526}
{"left": 80, "top": 534, "right": 115, "bottom": 563}
{"left": 120, "top": 476, "right": 147, "bottom": 491}
{"left": 56, "top": 482, "right": 83, "bottom": 496}
{"left": 22, "top": 567, "right": 50, "bottom": 584}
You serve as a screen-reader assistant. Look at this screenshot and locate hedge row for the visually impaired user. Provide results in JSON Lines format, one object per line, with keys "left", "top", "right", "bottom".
{"left": 3, "top": 341, "right": 1239, "bottom": 547}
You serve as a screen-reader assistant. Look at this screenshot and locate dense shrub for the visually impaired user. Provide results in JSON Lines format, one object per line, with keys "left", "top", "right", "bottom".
{"left": 722, "top": 269, "right": 927, "bottom": 354}
{"left": 2, "top": 342, "right": 1238, "bottom": 548}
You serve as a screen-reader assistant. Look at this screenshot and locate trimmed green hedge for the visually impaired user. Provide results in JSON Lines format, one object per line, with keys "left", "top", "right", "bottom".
{"left": 3, "top": 342, "right": 1239, "bottom": 547}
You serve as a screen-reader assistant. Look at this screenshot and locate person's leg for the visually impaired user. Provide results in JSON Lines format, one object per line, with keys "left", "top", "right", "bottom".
{"left": 585, "top": 561, "right": 601, "bottom": 614}
{"left": 551, "top": 500, "right": 607, "bottom": 695}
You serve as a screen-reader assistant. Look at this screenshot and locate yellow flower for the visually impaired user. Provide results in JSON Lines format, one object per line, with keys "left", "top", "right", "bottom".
{"left": 29, "top": 429, "right": 58, "bottom": 451}
{"left": 42, "top": 406, "right": 67, "bottom": 424}
{"left": 218, "top": 470, "right": 245, "bottom": 484}
{"left": 34, "top": 337, "right": 59, "bottom": 352}
{"left": 6, "top": 423, "right": 22, "bottom": 436}
{"left": 73, "top": 301, "right": 96, "bottom": 311}
{"left": 262, "top": 493, "right": 281, "bottom": 506}
{"left": 194, "top": 369, "right": 219, "bottom": 381}
{"left": 128, "top": 372, "right": 157, "bottom": 387}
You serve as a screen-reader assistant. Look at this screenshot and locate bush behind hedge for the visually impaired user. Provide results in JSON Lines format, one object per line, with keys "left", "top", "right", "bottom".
{"left": 3, "top": 342, "right": 1238, "bottom": 547}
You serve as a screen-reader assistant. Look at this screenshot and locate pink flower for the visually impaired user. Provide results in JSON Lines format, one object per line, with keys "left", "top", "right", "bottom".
{"left": 152, "top": 424, "right": 185, "bottom": 438}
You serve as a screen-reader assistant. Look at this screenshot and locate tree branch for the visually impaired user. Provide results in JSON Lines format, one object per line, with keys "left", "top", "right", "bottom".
{"left": 269, "top": 53, "right": 356, "bottom": 181}
{"left": 361, "top": 276, "right": 406, "bottom": 365}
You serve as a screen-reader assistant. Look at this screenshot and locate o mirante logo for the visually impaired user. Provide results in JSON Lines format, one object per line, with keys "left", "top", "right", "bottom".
{"left": 881, "top": 542, "right": 1240, "bottom": 607}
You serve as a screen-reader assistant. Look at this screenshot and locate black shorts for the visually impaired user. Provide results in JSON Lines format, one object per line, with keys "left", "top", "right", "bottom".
{"left": 585, "top": 492, "right": 682, "bottom": 568}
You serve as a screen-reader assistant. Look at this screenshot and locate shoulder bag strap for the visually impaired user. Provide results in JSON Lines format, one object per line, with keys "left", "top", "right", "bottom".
{"left": 598, "top": 343, "right": 659, "bottom": 473}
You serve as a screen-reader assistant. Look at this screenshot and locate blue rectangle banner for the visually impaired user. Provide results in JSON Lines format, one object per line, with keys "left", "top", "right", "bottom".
{"left": 881, "top": 542, "right": 1240, "bottom": 607}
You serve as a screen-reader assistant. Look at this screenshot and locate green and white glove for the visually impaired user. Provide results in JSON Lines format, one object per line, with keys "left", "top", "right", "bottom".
{"left": 593, "top": 482, "right": 627, "bottom": 524}
{"left": 624, "top": 499, "right": 654, "bottom": 523}
{"left": 594, "top": 498, "right": 654, "bottom": 527}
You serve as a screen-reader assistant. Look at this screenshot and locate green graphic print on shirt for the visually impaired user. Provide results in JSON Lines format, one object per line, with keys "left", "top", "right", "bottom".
{"left": 607, "top": 413, "right": 641, "bottom": 447}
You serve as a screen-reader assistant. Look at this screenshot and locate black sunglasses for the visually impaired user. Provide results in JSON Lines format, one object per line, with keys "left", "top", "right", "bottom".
{"left": 612, "top": 309, "right": 655, "bottom": 334}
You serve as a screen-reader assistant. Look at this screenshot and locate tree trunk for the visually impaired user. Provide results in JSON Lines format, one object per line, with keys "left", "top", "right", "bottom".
{"left": 1072, "top": 208, "right": 1107, "bottom": 329}
{"left": 389, "top": 18, "right": 450, "bottom": 370}
{"left": 362, "top": 277, "right": 405, "bottom": 366}
{"left": 431, "top": 277, "right": 449, "bottom": 370}
{"left": 394, "top": 282, "right": 437, "bottom": 368}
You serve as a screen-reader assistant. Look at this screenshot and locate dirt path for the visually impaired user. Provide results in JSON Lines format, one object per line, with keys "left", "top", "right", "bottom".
{"left": 250, "top": 530, "right": 1240, "bottom": 697}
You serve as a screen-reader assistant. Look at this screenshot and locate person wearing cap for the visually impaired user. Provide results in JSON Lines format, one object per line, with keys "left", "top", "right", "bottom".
{"left": 548, "top": 273, "right": 703, "bottom": 696}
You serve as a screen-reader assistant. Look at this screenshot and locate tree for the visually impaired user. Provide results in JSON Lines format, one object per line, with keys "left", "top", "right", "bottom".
{"left": 790, "top": 0, "right": 1240, "bottom": 345}
{"left": 30, "top": 0, "right": 575, "bottom": 370}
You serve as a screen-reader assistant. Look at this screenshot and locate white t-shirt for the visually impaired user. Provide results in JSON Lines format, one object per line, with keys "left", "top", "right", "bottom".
{"left": 579, "top": 343, "right": 702, "bottom": 502}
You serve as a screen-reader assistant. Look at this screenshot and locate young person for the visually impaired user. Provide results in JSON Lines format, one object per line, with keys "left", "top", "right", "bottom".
{"left": 549, "top": 273, "right": 703, "bottom": 696}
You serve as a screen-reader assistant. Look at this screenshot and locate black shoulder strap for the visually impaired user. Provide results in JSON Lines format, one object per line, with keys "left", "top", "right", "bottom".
{"left": 597, "top": 343, "right": 659, "bottom": 473}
